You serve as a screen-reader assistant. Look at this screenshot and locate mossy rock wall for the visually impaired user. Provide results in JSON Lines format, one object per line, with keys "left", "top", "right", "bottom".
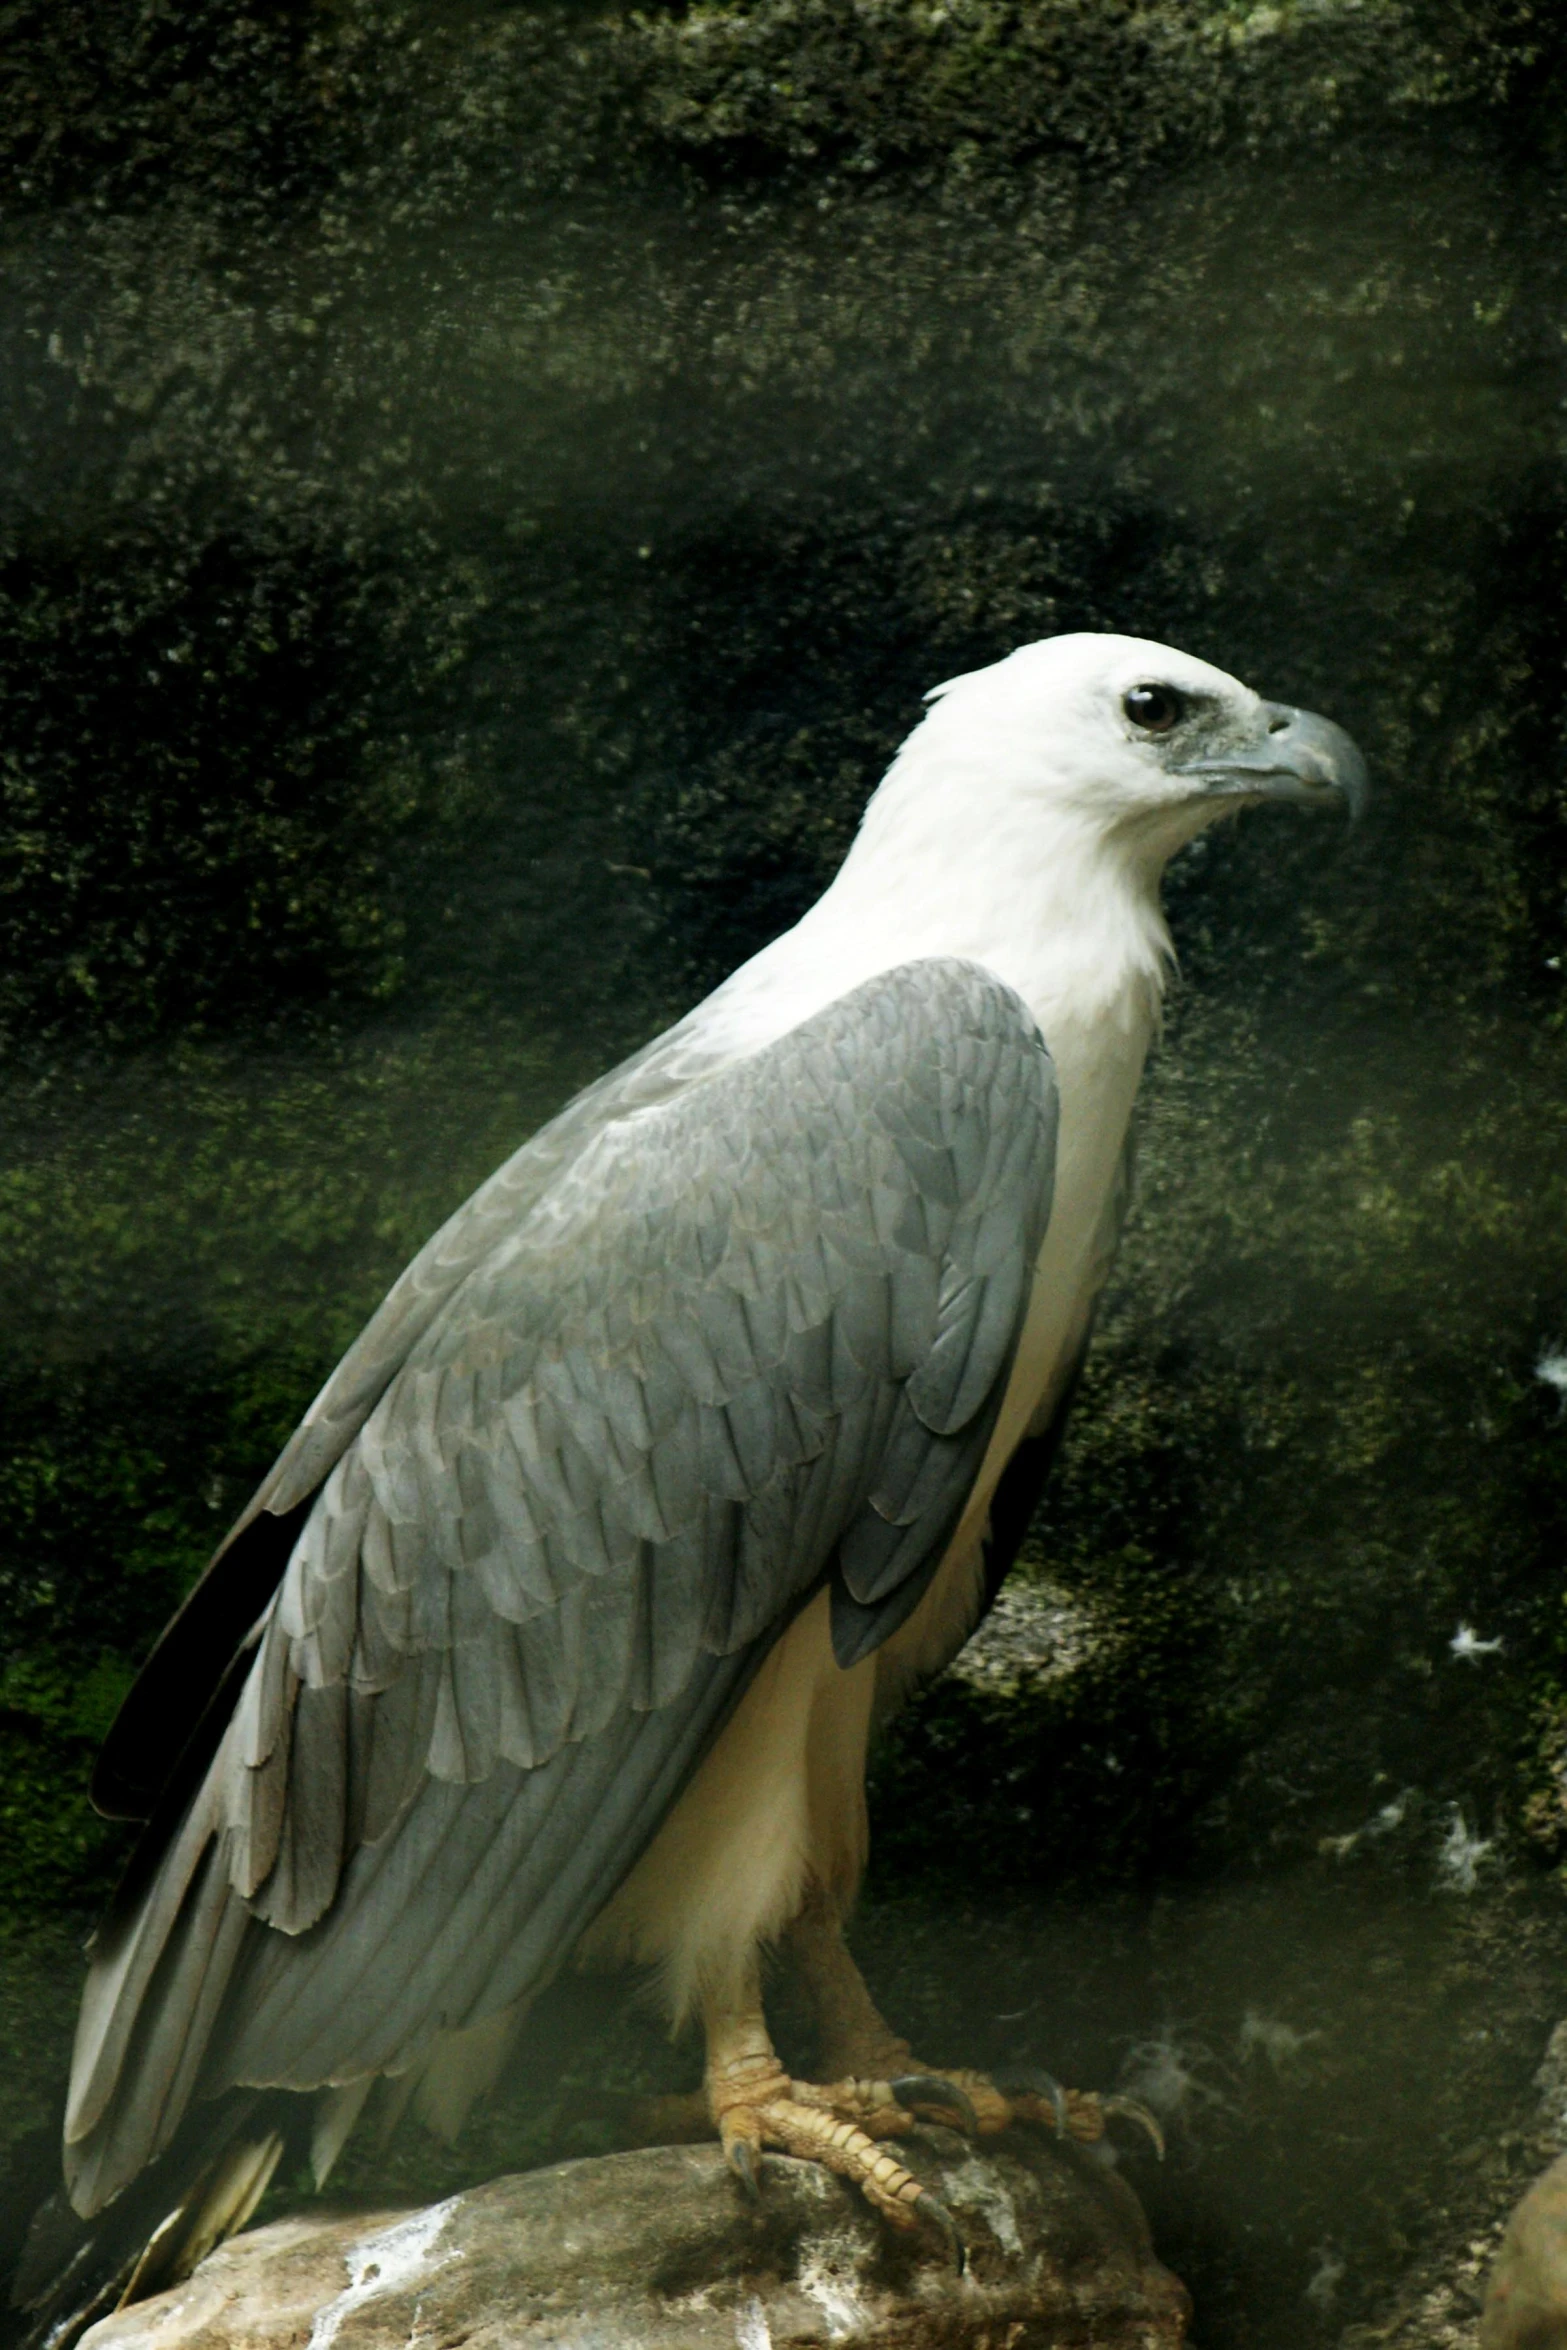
{"left": 1, "top": 3, "right": 1565, "bottom": 2337}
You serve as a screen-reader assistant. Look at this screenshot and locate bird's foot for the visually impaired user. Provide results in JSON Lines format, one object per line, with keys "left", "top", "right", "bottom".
{"left": 784, "top": 1892, "right": 1162, "bottom": 2162}
{"left": 625, "top": 2065, "right": 972, "bottom": 2147}
{"left": 907, "top": 2061, "right": 1165, "bottom": 2158}
{"left": 704, "top": 2016, "right": 966, "bottom": 2264}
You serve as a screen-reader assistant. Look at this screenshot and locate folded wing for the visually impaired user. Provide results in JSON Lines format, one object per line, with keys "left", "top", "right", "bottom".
{"left": 67, "top": 958, "right": 1058, "bottom": 2215}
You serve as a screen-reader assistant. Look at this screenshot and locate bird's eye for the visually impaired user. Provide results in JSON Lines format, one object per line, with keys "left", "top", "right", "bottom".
{"left": 1123, "top": 684, "right": 1185, "bottom": 734}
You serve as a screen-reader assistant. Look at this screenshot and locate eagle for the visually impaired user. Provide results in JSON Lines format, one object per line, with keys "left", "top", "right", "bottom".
{"left": 21, "top": 632, "right": 1365, "bottom": 2336}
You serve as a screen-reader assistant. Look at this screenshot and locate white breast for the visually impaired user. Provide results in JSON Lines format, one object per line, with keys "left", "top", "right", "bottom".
{"left": 970, "top": 995, "right": 1150, "bottom": 1507}
{"left": 868, "top": 982, "right": 1153, "bottom": 1711}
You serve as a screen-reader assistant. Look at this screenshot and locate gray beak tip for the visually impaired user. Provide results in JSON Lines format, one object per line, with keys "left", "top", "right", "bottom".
{"left": 1269, "top": 702, "right": 1370, "bottom": 827}
{"left": 1315, "top": 723, "right": 1370, "bottom": 829}
{"left": 1183, "top": 702, "right": 1369, "bottom": 827}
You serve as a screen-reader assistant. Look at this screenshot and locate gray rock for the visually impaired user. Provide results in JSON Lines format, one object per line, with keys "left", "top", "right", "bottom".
{"left": 79, "top": 2136, "right": 1189, "bottom": 2350}
{"left": 1483, "top": 2154, "right": 1567, "bottom": 2349}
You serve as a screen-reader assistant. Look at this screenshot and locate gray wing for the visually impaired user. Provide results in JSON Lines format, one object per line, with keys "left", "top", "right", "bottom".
{"left": 66, "top": 959, "right": 1057, "bottom": 2214}
{"left": 92, "top": 1012, "right": 735, "bottom": 1822}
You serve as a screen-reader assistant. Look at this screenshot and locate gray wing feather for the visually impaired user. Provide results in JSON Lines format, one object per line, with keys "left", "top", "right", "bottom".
{"left": 88, "top": 1018, "right": 746, "bottom": 1822}
{"left": 249, "top": 1020, "right": 736, "bottom": 1525}
{"left": 66, "top": 959, "right": 1057, "bottom": 2214}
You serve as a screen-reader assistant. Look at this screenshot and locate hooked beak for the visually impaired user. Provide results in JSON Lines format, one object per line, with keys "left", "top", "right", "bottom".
{"left": 1180, "top": 703, "right": 1369, "bottom": 823}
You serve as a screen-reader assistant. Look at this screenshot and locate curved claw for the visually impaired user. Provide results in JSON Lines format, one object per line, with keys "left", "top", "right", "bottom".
{"left": 914, "top": 2189, "right": 967, "bottom": 2273}
{"left": 889, "top": 2073, "right": 979, "bottom": 2136}
{"left": 728, "top": 2136, "right": 762, "bottom": 2200}
{"left": 994, "top": 2066, "right": 1071, "bottom": 2139}
{"left": 1100, "top": 2094, "right": 1165, "bottom": 2160}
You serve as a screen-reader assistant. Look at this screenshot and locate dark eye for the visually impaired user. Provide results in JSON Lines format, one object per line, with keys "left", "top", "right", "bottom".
{"left": 1123, "top": 684, "right": 1185, "bottom": 734}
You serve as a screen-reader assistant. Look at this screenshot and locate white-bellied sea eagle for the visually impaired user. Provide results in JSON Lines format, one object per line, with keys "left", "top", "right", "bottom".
{"left": 21, "top": 632, "right": 1366, "bottom": 2334}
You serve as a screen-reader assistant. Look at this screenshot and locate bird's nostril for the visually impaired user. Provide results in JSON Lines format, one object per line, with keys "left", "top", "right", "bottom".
{"left": 1267, "top": 714, "right": 1290, "bottom": 734}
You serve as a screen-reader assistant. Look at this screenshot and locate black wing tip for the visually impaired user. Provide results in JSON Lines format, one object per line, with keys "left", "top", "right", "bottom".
{"left": 10, "top": 2099, "right": 298, "bottom": 2350}
{"left": 91, "top": 1502, "right": 313, "bottom": 1827}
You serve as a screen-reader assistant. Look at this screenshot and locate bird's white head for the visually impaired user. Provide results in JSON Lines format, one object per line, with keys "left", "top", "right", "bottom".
{"left": 903, "top": 630, "right": 1366, "bottom": 868}
{"left": 813, "top": 630, "right": 1366, "bottom": 1019}
{"left": 702, "top": 631, "right": 1365, "bottom": 1057}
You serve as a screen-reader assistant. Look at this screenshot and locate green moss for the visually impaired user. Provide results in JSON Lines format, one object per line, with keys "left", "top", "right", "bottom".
{"left": 0, "top": 529, "right": 496, "bottom": 1055}
{"left": 0, "top": 1014, "right": 588, "bottom": 1924}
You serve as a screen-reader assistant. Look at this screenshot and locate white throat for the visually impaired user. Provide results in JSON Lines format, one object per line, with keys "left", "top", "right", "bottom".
{"left": 687, "top": 717, "right": 1180, "bottom": 1084}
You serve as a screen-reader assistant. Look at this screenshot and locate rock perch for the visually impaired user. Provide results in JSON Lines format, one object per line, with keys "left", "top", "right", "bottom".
{"left": 80, "top": 2134, "right": 1189, "bottom": 2349}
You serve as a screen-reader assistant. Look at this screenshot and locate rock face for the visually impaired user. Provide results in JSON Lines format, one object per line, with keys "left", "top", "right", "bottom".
{"left": 1483, "top": 2154, "right": 1567, "bottom": 2350}
{"left": 79, "top": 2138, "right": 1188, "bottom": 2350}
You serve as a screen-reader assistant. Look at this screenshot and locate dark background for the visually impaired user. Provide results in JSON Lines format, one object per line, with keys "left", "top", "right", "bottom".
{"left": 1, "top": 3, "right": 1565, "bottom": 2341}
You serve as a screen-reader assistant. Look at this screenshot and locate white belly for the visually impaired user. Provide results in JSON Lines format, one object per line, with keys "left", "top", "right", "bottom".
{"left": 584, "top": 1005, "right": 1150, "bottom": 2020}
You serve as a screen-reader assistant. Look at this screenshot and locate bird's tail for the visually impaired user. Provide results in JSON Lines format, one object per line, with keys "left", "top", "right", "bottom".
{"left": 9, "top": 1997, "right": 533, "bottom": 2350}
{"left": 8, "top": 2095, "right": 296, "bottom": 2350}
